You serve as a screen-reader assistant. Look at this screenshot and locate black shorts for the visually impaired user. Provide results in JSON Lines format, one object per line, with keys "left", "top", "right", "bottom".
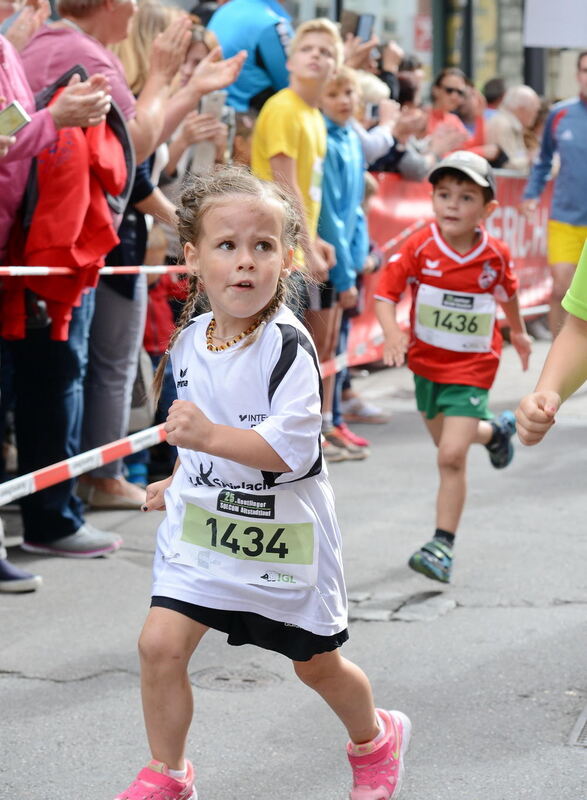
{"left": 151, "top": 595, "right": 349, "bottom": 662}
{"left": 307, "top": 280, "right": 337, "bottom": 311}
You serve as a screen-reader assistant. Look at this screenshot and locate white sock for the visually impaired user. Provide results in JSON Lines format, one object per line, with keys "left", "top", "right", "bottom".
{"left": 322, "top": 412, "right": 333, "bottom": 431}
{"left": 372, "top": 713, "right": 386, "bottom": 744}
{"left": 168, "top": 765, "right": 187, "bottom": 780}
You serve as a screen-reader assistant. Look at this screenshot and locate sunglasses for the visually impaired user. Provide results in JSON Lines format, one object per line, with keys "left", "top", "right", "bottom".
{"left": 440, "top": 85, "right": 465, "bottom": 97}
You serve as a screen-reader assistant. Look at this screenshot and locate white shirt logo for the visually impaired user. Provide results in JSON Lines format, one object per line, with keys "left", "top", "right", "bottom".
{"left": 560, "top": 129, "right": 573, "bottom": 141}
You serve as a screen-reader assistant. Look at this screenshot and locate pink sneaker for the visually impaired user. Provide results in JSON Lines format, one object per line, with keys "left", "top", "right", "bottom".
{"left": 347, "top": 709, "right": 411, "bottom": 799}
{"left": 335, "top": 423, "right": 371, "bottom": 448}
{"left": 115, "top": 760, "right": 197, "bottom": 800}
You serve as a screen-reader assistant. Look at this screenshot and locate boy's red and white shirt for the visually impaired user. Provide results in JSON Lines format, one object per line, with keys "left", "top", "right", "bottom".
{"left": 375, "top": 222, "right": 518, "bottom": 389}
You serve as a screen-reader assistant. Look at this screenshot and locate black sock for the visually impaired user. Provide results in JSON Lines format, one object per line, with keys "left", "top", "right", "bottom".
{"left": 434, "top": 528, "right": 455, "bottom": 547}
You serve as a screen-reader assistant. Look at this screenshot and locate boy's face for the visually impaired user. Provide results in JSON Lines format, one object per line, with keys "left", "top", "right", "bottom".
{"left": 432, "top": 175, "right": 496, "bottom": 241}
{"left": 321, "top": 79, "right": 358, "bottom": 125}
{"left": 287, "top": 32, "right": 338, "bottom": 87}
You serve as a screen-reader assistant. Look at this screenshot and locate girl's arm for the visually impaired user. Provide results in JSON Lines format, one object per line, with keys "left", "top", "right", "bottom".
{"left": 516, "top": 314, "right": 587, "bottom": 445}
{"left": 165, "top": 399, "right": 291, "bottom": 472}
{"left": 142, "top": 458, "right": 181, "bottom": 511}
{"left": 499, "top": 293, "right": 532, "bottom": 370}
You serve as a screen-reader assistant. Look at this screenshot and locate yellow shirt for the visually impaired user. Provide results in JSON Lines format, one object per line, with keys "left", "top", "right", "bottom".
{"left": 252, "top": 88, "right": 326, "bottom": 240}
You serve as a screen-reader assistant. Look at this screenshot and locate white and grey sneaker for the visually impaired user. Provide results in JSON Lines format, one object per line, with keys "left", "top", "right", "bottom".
{"left": 21, "top": 524, "right": 122, "bottom": 558}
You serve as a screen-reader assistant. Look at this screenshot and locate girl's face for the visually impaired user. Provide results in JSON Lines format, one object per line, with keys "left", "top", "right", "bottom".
{"left": 184, "top": 195, "right": 293, "bottom": 336}
{"left": 180, "top": 41, "right": 209, "bottom": 87}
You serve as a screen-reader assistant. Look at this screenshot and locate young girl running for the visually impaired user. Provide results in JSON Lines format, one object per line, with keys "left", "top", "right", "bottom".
{"left": 115, "top": 166, "right": 411, "bottom": 800}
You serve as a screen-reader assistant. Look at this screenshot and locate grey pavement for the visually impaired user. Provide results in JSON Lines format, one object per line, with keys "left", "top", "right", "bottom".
{"left": 1, "top": 338, "right": 586, "bottom": 800}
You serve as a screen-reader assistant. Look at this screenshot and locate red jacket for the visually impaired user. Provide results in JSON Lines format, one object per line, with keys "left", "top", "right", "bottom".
{"left": 1, "top": 95, "right": 127, "bottom": 341}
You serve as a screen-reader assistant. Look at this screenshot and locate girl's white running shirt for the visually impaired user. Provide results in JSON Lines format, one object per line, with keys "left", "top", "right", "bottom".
{"left": 152, "top": 305, "right": 348, "bottom": 637}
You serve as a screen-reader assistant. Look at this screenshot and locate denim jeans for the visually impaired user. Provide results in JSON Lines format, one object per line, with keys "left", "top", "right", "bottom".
{"left": 5, "top": 290, "right": 95, "bottom": 543}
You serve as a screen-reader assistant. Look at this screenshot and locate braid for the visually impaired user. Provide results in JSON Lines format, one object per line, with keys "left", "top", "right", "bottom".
{"left": 152, "top": 273, "right": 201, "bottom": 404}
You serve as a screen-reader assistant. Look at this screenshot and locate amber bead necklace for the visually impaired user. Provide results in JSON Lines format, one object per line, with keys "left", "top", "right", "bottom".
{"left": 205, "top": 317, "right": 261, "bottom": 352}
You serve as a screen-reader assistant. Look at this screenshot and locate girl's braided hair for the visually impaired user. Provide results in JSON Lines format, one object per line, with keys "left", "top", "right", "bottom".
{"left": 152, "top": 165, "right": 309, "bottom": 402}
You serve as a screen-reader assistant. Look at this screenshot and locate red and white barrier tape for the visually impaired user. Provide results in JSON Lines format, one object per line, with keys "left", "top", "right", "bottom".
{"left": 0, "top": 221, "right": 426, "bottom": 277}
{"left": 381, "top": 218, "right": 428, "bottom": 255}
{"left": 0, "top": 424, "right": 166, "bottom": 507}
{"left": 0, "top": 265, "right": 187, "bottom": 276}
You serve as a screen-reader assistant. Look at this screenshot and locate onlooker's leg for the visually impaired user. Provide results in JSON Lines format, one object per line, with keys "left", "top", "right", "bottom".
{"left": 81, "top": 277, "right": 148, "bottom": 506}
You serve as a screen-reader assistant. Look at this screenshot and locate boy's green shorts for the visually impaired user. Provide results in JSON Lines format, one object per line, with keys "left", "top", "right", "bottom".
{"left": 414, "top": 375, "right": 493, "bottom": 420}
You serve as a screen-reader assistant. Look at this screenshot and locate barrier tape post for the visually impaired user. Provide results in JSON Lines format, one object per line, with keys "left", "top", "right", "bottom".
{"left": 0, "top": 424, "right": 166, "bottom": 507}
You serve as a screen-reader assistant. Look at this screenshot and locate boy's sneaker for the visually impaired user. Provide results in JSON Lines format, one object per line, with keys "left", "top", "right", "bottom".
{"left": 341, "top": 396, "right": 391, "bottom": 425}
{"left": 347, "top": 709, "right": 412, "bottom": 799}
{"left": 323, "top": 427, "right": 367, "bottom": 461}
{"left": 0, "top": 558, "right": 42, "bottom": 593}
{"left": 335, "top": 423, "right": 371, "bottom": 448}
{"left": 408, "top": 539, "right": 453, "bottom": 583}
{"left": 485, "top": 410, "right": 516, "bottom": 469}
{"left": 115, "top": 759, "right": 197, "bottom": 800}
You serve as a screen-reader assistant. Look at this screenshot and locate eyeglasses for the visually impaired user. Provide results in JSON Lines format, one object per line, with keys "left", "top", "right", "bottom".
{"left": 440, "top": 86, "right": 465, "bottom": 97}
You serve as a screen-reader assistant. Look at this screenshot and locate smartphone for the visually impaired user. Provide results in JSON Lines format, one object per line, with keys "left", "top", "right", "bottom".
{"left": 355, "top": 13, "right": 375, "bottom": 42}
{"left": 198, "top": 90, "right": 227, "bottom": 120}
{"left": 0, "top": 100, "right": 31, "bottom": 136}
{"left": 365, "top": 103, "right": 380, "bottom": 121}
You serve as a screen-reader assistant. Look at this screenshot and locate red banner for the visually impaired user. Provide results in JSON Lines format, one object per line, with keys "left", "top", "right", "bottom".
{"left": 346, "top": 172, "right": 553, "bottom": 367}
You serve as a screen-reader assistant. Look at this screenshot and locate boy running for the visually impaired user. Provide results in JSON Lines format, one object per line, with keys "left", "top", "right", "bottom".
{"left": 375, "top": 151, "right": 532, "bottom": 583}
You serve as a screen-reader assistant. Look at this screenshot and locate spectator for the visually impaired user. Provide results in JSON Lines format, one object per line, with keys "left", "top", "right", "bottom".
{"left": 482, "top": 76, "right": 506, "bottom": 120}
{"left": 207, "top": 0, "right": 293, "bottom": 111}
{"left": 251, "top": 17, "right": 340, "bottom": 458}
{"left": 317, "top": 65, "right": 370, "bottom": 460}
{"left": 7, "top": 0, "right": 242, "bottom": 553}
{"left": 0, "top": 19, "right": 121, "bottom": 558}
{"left": 521, "top": 51, "right": 587, "bottom": 337}
{"left": 486, "top": 85, "right": 541, "bottom": 171}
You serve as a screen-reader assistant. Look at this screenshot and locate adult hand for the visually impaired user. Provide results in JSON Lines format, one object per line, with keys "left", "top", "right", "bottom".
{"left": 430, "top": 123, "right": 467, "bottom": 156}
{"left": 519, "top": 198, "right": 538, "bottom": 220}
{"left": 0, "top": 134, "right": 15, "bottom": 158}
{"left": 382, "top": 40, "right": 404, "bottom": 73}
{"left": 180, "top": 111, "right": 227, "bottom": 146}
{"left": 49, "top": 73, "right": 112, "bottom": 129}
{"left": 344, "top": 33, "right": 379, "bottom": 70}
{"left": 392, "top": 107, "right": 427, "bottom": 143}
{"left": 377, "top": 98, "right": 401, "bottom": 131}
{"left": 165, "top": 399, "right": 214, "bottom": 451}
{"left": 141, "top": 476, "right": 173, "bottom": 511}
{"left": 149, "top": 15, "right": 192, "bottom": 83}
{"left": 515, "top": 390, "right": 560, "bottom": 446}
{"left": 187, "top": 46, "right": 247, "bottom": 99}
{"left": 4, "top": 1, "right": 49, "bottom": 52}
{"left": 338, "top": 286, "right": 358, "bottom": 310}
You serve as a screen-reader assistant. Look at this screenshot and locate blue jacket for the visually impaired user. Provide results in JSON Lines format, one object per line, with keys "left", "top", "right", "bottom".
{"left": 207, "top": 0, "right": 292, "bottom": 112}
{"left": 523, "top": 97, "right": 587, "bottom": 226}
{"left": 318, "top": 117, "right": 369, "bottom": 293}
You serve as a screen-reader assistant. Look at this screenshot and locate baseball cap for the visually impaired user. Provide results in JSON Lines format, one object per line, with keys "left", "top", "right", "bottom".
{"left": 428, "top": 150, "right": 496, "bottom": 199}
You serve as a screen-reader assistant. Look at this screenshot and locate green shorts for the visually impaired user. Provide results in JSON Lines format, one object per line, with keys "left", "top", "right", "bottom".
{"left": 414, "top": 375, "right": 493, "bottom": 420}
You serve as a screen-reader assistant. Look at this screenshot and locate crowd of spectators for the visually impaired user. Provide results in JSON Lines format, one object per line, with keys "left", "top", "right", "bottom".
{"left": 0, "top": 0, "right": 580, "bottom": 591}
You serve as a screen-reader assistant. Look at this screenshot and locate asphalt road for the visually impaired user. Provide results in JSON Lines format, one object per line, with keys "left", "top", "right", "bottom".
{"left": 1, "top": 339, "right": 586, "bottom": 800}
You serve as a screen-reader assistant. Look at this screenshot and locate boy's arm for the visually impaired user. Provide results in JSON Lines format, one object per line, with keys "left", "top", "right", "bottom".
{"left": 375, "top": 299, "right": 408, "bottom": 367}
{"left": 516, "top": 314, "right": 587, "bottom": 445}
{"left": 499, "top": 293, "right": 532, "bottom": 370}
{"left": 165, "top": 399, "right": 291, "bottom": 472}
